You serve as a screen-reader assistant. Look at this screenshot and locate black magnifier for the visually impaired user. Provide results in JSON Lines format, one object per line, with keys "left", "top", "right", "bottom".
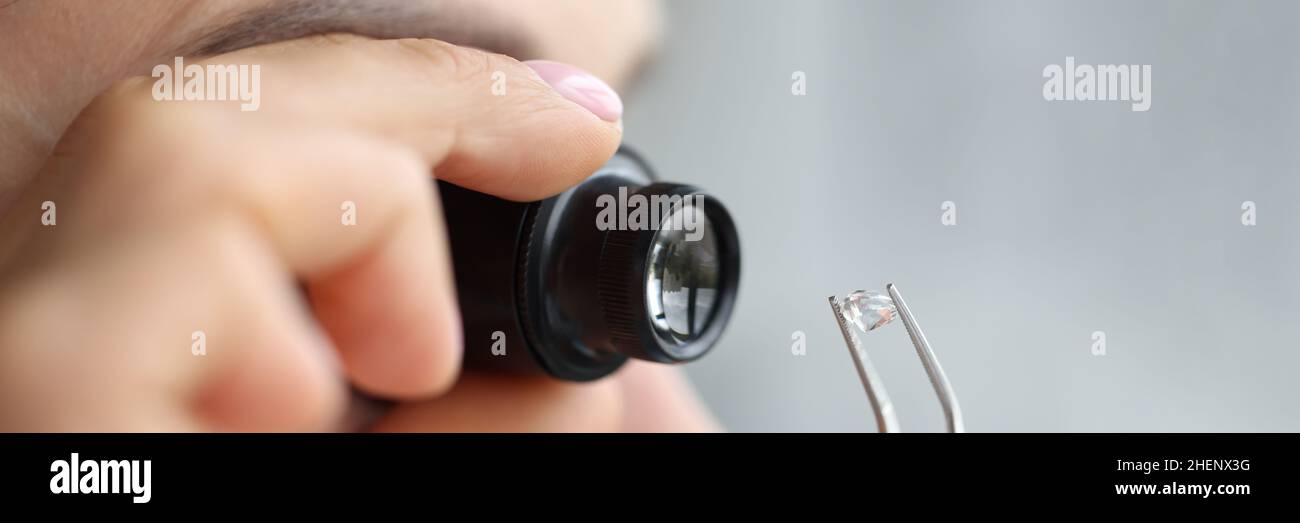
{"left": 438, "top": 147, "right": 741, "bottom": 381}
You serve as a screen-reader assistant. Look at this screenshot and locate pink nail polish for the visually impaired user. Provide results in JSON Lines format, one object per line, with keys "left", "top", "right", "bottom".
{"left": 523, "top": 60, "right": 623, "bottom": 122}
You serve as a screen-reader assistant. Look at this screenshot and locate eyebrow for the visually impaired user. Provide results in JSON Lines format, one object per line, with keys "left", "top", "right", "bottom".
{"left": 181, "top": 0, "right": 537, "bottom": 59}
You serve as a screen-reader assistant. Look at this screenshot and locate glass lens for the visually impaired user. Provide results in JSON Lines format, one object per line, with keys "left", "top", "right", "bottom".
{"left": 646, "top": 203, "right": 719, "bottom": 345}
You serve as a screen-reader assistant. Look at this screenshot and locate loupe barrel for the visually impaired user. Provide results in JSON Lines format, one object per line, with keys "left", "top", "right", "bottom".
{"left": 439, "top": 148, "right": 740, "bottom": 381}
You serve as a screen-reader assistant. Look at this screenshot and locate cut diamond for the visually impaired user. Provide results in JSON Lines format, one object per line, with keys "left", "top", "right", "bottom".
{"left": 839, "top": 290, "right": 896, "bottom": 334}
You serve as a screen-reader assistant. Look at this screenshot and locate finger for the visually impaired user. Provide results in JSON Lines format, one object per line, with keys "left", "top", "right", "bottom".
{"left": 206, "top": 34, "right": 624, "bottom": 201}
{"left": 616, "top": 362, "right": 721, "bottom": 432}
{"left": 368, "top": 373, "right": 623, "bottom": 432}
{"left": 182, "top": 218, "right": 347, "bottom": 431}
{"left": 0, "top": 215, "right": 344, "bottom": 431}
{"left": 10, "top": 32, "right": 628, "bottom": 420}
{"left": 208, "top": 127, "right": 462, "bottom": 399}
{"left": 44, "top": 110, "right": 460, "bottom": 401}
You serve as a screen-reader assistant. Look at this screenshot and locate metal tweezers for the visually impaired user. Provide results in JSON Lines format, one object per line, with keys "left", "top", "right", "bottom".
{"left": 828, "top": 284, "right": 965, "bottom": 433}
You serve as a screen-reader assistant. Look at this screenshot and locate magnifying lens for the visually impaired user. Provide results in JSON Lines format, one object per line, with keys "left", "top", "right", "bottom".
{"left": 439, "top": 148, "right": 741, "bottom": 381}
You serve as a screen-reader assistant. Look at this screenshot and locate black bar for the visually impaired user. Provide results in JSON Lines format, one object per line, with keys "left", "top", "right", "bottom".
{"left": 0, "top": 434, "right": 1289, "bottom": 510}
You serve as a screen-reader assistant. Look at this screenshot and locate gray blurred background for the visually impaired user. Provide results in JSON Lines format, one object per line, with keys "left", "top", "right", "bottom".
{"left": 623, "top": 0, "right": 1300, "bottom": 432}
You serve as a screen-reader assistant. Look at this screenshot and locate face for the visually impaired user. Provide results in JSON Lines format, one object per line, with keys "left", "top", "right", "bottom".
{"left": 0, "top": 0, "right": 659, "bottom": 200}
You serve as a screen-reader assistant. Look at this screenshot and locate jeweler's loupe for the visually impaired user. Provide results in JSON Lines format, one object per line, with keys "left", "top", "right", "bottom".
{"left": 439, "top": 148, "right": 741, "bottom": 381}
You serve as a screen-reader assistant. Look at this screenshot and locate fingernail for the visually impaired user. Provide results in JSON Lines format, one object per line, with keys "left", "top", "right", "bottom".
{"left": 524, "top": 60, "right": 623, "bottom": 122}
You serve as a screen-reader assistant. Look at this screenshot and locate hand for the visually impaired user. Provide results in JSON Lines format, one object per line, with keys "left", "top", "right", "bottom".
{"left": 0, "top": 34, "right": 714, "bottom": 432}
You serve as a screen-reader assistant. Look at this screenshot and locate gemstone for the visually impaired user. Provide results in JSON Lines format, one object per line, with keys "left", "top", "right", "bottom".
{"left": 839, "top": 290, "right": 896, "bottom": 334}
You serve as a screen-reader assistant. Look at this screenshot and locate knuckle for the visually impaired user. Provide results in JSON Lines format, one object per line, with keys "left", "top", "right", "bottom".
{"left": 389, "top": 37, "right": 501, "bottom": 83}
{"left": 384, "top": 146, "right": 431, "bottom": 193}
{"left": 300, "top": 32, "right": 370, "bottom": 48}
{"left": 350, "top": 137, "right": 431, "bottom": 211}
{"left": 66, "top": 76, "right": 227, "bottom": 191}
{"left": 82, "top": 77, "right": 209, "bottom": 147}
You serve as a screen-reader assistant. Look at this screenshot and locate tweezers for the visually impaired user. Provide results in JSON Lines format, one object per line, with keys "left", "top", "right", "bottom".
{"left": 828, "top": 284, "right": 965, "bottom": 433}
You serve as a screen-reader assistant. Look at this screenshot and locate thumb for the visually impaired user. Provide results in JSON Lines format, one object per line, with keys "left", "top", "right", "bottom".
{"left": 433, "top": 56, "right": 627, "bottom": 201}
{"left": 224, "top": 35, "right": 625, "bottom": 201}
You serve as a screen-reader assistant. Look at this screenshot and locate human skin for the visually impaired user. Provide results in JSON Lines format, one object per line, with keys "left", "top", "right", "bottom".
{"left": 0, "top": 0, "right": 719, "bottom": 432}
